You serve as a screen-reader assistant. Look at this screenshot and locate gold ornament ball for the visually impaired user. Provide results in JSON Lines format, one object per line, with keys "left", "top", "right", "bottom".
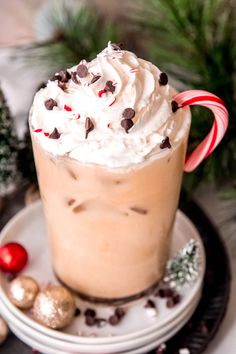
{"left": 0, "top": 316, "right": 9, "bottom": 344}
{"left": 8, "top": 275, "right": 39, "bottom": 309}
{"left": 33, "top": 285, "right": 76, "bottom": 329}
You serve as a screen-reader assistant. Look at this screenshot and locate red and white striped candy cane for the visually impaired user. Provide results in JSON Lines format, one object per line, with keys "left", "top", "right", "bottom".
{"left": 173, "top": 90, "right": 228, "bottom": 172}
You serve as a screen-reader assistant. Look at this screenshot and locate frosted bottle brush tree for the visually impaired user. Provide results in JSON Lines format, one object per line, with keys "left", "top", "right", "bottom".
{"left": 0, "top": 86, "right": 18, "bottom": 195}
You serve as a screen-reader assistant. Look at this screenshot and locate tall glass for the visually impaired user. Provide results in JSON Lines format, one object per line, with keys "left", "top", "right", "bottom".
{"left": 30, "top": 112, "right": 190, "bottom": 302}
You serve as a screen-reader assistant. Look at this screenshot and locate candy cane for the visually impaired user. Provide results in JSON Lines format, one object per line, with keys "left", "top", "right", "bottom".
{"left": 173, "top": 90, "right": 228, "bottom": 172}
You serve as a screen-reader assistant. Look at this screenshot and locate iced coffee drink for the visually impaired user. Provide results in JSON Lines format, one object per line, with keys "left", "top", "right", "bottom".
{"left": 29, "top": 43, "right": 191, "bottom": 301}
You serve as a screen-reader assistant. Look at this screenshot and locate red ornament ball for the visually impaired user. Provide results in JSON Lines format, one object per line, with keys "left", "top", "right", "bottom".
{"left": 0, "top": 242, "right": 28, "bottom": 274}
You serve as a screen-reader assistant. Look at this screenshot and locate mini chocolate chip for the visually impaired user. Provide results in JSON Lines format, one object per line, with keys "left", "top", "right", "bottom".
{"left": 166, "top": 294, "right": 181, "bottom": 308}
{"left": 145, "top": 299, "right": 156, "bottom": 308}
{"left": 156, "top": 289, "right": 165, "bottom": 298}
{"left": 45, "top": 98, "right": 57, "bottom": 110}
{"left": 49, "top": 128, "right": 60, "bottom": 139}
{"left": 115, "top": 308, "right": 125, "bottom": 318}
{"left": 85, "top": 117, "right": 94, "bottom": 139}
{"left": 58, "top": 82, "right": 67, "bottom": 91}
{"left": 160, "top": 137, "right": 171, "bottom": 149}
{"left": 71, "top": 72, "right": 79, "bottom": 84}
{"left": 58, "top": 70, "right": 71, "bottom": 83}
{"left": 85, "top": 316, "right": 96, "bottom": 326}
{"left": 121, "top": 119, "right": 134, "bottom": 133}
{"left": 96, "top": 318, "right": 107, "bottom": 328}
{"left": 130, "top": 206, "right": 147, "bottom": 215}
{"left": 171, "top": 100, "right": 179, "bottom": 113}
{"left": 173, "top": 294, "right": 181, "bottom": 305}
{"left": 159, "top": 72, "right": 168, "bottom": 86}
{"left": 84, "top": 308, "right": 96, "bottom": 318}
{"left": 90, "top": 75, "right": 101, "bottom": 84}
{"left": 77, "top": 64, "right": 88, "bottom": 78}
{"left": 108, "top": 314, "right": 120, "bottom": 326}
{"left": 105, "top": 80, "right": 116, "bottom": 93}
{"left": 122, "top": 108, "right": 135, "bottom": 119}
{"left": 74, "top": 308, "right": 81, "bottom": 317}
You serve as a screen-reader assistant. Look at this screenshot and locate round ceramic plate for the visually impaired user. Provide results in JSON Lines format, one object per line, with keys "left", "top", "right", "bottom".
{"left": 0, "top": 290, "right": 201, "bottom": 354}
{"left": 0, "top": 201, "right": 205, "bottom": 346}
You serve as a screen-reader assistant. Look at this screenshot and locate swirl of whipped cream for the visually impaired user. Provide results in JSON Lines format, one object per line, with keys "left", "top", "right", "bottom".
{"left": 30, "top": 42, "right": 190, "bottom": 168}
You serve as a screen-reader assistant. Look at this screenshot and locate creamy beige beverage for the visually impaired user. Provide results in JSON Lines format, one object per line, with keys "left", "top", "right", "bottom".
{"left": 30, "top": 43, "right": 191, "bottom": 300}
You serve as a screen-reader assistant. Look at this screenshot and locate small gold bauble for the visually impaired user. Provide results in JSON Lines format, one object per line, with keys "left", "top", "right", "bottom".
{"left": 33, "top": 285, "right": 76, "bottom": 329}
{"left": 8, "top": 275, "right": 39, "bottom": 309}
{"left": 0, "top": 316, "right": 9, "bottom": 344}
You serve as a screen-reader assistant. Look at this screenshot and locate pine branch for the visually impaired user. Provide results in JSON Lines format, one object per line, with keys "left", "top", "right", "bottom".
{"left": 132, "top": 0, "right": 236, "bottom": 193}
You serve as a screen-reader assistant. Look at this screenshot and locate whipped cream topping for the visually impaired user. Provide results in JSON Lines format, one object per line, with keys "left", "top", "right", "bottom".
{"left": 30, "top": 42, "right": 190, "bottom": 168}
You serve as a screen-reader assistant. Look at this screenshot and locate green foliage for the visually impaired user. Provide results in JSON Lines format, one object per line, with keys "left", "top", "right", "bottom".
{"left": 133, "top": 0, "right": 236, "bottom": 192}
{"left": 0, "top": 87, "right": 18, "bottom": 194}
{"left": 27, "top": 3, "right": 120, "bottom": 70}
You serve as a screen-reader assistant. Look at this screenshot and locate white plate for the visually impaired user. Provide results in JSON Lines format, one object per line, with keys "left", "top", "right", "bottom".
{"left": 9, "top": 306, "right": 196, "bottom": 354}
{"left": 0, "top": 290, "right": 201, "bottom": 353}
{"left": 0, "top": 201, "right": 205, "bottom": 345}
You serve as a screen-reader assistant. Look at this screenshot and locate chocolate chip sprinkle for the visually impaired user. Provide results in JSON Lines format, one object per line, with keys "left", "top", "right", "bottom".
{"left": 166, "top": 294, "right": 181, "bottom": 308}
{"left": 122, "top": 108, "right": 135, "bottom": 119}
{"left": 58, "top": 82, "right": 67, "bottom": 91}
{"left": 71, "top": 72, "right": 79, "bottom": 84}
{"left": 44, "top": 98, "right": 57, "bottom": 110}
{"left": 85, "top": 117, "right": 94, "bottom": 139}
{"left": 171, "top": 100, "right": 179, "bottom": 113}
{"left": 85, "top": 316, "right": 96, "bottom": 326}
{"left": 115, "top": 307, "right": 125, "bottom": 318}
{"left": 105, "top": 80, "right": 116, "bottom": 93}
{"left": 156, "top": 288, "right": 174, "bottom": 298}
{"left": 108, "top": 314, "right": 120, "bottom": 326}
{"left": 90, "top": 75, "right": 101, "bottom": 84}
{"left": 160, "top": 136, "right": 171, "bottom": 149}
{"left": 74, "top": 308, "right": 81, "bottom": 317}
{"left": 159, "top": 72, "right": 168, "bottom": 86}
{"left": 58, "top": 70, "right": 71, "bottom": 83}
{"left": 49, "top": 128, "right": 61, "bottom": 139}
{"left": 84, "top": 308, "right": 96, "bottom": 318}
{"left": 121, "top": 119, "right": 134, "bottom": 133}
{"left": 77, "top": 64, "right": 88, "bottom": 78}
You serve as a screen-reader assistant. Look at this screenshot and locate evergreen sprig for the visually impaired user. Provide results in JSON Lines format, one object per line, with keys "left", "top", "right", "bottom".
{"left": 132, "top": 0, "right": 236, "bottom": 192}
{"left": 26, "top": 3, "right": 120, "bottom": 70}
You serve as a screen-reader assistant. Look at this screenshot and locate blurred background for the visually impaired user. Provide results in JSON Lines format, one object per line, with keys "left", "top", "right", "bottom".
{"left": 0, "top": 0, "right": 235, "bottom": 198}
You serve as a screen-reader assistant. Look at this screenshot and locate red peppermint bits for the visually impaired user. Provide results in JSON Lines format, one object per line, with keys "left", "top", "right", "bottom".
{"left": 34, "top": 129, "right": 42, "bottom": 133}
{"left": 77, "top": 114, "right": 81, "bottom": 119}
{"left": 64, "top": 104, "right": 72, "bottom": 111}
{"left": 98, "top": 89, "right": 107, "bottom": 98}
{"left": 44, "top": 132, "right": 49, "bottom": 137}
